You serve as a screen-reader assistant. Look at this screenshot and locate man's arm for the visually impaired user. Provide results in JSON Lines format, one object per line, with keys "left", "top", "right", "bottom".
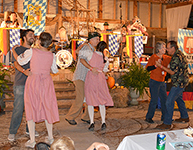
{"left": 14, "top": 61, "right": 31, "bottom": 76}
{"left": 80, "top": 58, "right": 98, "bottom": 75}
{"left": 155, "top": 61, "right": 175, "bottom": 75}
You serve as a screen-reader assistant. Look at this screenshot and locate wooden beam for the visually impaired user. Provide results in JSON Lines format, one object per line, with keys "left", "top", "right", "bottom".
{"left": 125, "top": 0, "right": 128, "bottom": 20}
{"left": 120, "top": 0, "right": 167, "bottom": 4}
{"left": 166, "top": 1, "right": 193, "bottom": 9}
{"left": 133, "top": 0, "right": 138, "bottom": 17}
{"left": 98, "top": 0, "right": 102, "bottom": 19}
{"left": 114, "top": 0, "right": 116, "bottom": 19}
{"left": 1, "top": 0, "right": 3, "bottom": 13}
{"left": 14, "top": 0, "right": 17, "bottom": 12}
{"left": 47, "top": 0, "right": 49, "bottom": 14}
{"left": 148, "top": 2, "right": 151, "bottom": 27}
{"left": 88, "top": 0, "right": 90, "bottom": 9}
{"left": 58, "top": 0, "right": 62, "bottom": 14}
{"left": 58, "top": 14, "right": 62, "bottom": 31}
{"left": 159, "top": 3, "right": 162, "bottom": 28}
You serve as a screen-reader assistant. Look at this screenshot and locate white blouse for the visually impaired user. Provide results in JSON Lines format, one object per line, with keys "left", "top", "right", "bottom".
{"left": 17, "top": 48, "right": 58, "bottom": 74}
{"left": 95, "top": 51, "right": 109, "bottom": 73}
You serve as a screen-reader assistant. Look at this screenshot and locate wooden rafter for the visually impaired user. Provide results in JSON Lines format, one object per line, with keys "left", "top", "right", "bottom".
{"left": 14, "top": 0, "right": 17, "bottom": 12}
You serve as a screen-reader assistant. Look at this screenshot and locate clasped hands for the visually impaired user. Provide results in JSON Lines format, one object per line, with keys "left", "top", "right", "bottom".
{"left": 155, "top": 59, "right": 162, "bottom": 68}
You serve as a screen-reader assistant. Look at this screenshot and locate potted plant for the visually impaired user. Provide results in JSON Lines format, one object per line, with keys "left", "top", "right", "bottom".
{"left": 119, "top": 62, "right": 150, "bottom": 105}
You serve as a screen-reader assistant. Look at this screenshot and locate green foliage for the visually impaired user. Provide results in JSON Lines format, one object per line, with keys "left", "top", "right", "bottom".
{"left": 0, "top": 63, "right": 10, "bottom": 98}
{"left": 119, "top": 62, "right": 150, "bottom": 97}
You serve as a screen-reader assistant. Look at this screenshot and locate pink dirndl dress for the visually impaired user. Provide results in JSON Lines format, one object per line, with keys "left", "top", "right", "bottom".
{"left": 85, "top": 52, "right": 114, "bottom": 106}
{"left": 24, "top": 48, "right": 59, "bottom": 124}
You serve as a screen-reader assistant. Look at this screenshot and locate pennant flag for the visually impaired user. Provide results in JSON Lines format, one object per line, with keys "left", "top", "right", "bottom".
{"left": 126, "top": 36, "right": 132, "bottom": 59}
{"left": 23, "top": 0, "right": 47, "bottom": 36}
{"left": 108, "top": 34, "right": 119, "bottom": 56}
{"left": 0, "top": 28, "right": 9, "bottom": 55}
{"left": 134, "top": 36, "right": 143, "bottom": 58}
{"left": 3, "top": 29, "right": 10, "bottom": 56}
{"left": 71, "top": 39, "right": 76, "bottom": 61}
{"left": 10, "top": 29, "right": 20, "bottom": 51}
{"left": 77, "top": 40, "right": 84, "bottom": 47}
{"left": 101, "top": 33, "right": 107, "bottom": 42}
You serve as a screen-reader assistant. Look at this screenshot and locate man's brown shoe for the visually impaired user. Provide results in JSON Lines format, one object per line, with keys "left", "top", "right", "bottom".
{"left": 174, "top": 117, "right": 189, "bottom": 123}
{"left": 155, "top": 123, "right": 172, "bottom": 130}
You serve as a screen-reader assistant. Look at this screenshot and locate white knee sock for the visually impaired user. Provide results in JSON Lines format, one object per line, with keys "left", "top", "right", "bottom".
{"left": 88, "top": 105, "right": 94, "bottom": 124}
{"left": 45, "top": 120, "right": 53, "bottom": 139}
{"left": 99, "top": 105, "right": 106, "bottom": 124}
{"left": 27, "top": 120, "right": 35, "bottom": 143}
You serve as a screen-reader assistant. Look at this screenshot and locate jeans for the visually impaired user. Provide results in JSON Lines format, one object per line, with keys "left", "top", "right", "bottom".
{"left": 146, "top": 79, "right": 167, "bottom": 120}
{"left": 164, "top": 86, "right": 189, "bottom": 125}
{"left": 9, "top": 85, "right": 28, "bottom": 134}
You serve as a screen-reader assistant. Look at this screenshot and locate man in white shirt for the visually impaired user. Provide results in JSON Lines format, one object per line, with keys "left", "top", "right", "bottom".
{"left": 65, "top": 32, "right": 100, "bottom": 125}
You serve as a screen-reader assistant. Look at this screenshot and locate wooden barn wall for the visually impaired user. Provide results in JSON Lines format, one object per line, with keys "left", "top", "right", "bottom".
{"left": 90, "top": 0, "right": 98, "bottom": 16}
{"left": 103, "top": 0, "right": 114, "bottom": 19}
{"left": 117, "top": 1, "right": 126, "bottom": 20}
{"left": 3, "top": 0, "right": 14, "bottom": 12}
{"left": 0, "top": 0, "right": 167, "bottom": 29}
{"left": 138, "top": 2, "right": 149, "bottom": 26}
{"left": 62, "top": 0, "right": 71, "bottom": 17}
{"left": 162, "top": 4, "right": 166, "bottom": 28}
{"left": 17, "top": 0, "right": 23, "bottom": 12}
{"left": 128, "top": 1, "right": 134, "bottom": 20}
{"left": 152, "top": 4, "right": 160, "bottom": 27}
{"left": 49, "top": 0, "right": 58, "bottom": 14}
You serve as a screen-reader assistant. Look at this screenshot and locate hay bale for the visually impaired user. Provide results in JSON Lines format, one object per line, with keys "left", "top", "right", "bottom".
{"left": 110, "top": 88, "right": 130, "bottom": 108}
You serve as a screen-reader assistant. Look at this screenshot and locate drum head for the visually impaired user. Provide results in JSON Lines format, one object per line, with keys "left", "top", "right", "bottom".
{"left": 56, "top": 50, "right": 73, "bottom": 69}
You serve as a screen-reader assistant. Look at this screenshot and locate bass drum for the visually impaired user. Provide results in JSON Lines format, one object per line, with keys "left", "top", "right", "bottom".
{"left": 56, "top": 50, "right": 73, "bottom": 69}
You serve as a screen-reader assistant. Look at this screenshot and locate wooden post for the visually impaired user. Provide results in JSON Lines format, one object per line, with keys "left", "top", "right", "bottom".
{"left": 114, "top": 0, "right": 116, "bottom": 19}
{"left": 159, "top": 3, "right": 162, "bottom": 28}
{"left": 70, "top": 11, "right": 74, "bottom": 38}
{"left": 98, "top": 0, "right": 102, "bottom": 19}
{"left": 1, "top": 0, "right": 3, "bottom": 13}
{"left": 14, "top": 0, "right": 17, "bottom": 12}
{"left": 58, "top": 14, "right": 62, "bottom": 30}
{"left": 58, "top": 0, "right": 62, "bottom": 14}
{"left": 88, "top": 0, "right": 90, "bottom": 9}
{"left": 125, "top": 0, "right": 128, "bottom": 20}
{"left": 47, "top": 0, "right": 50, "bottom": 14}
{"left": 148, "top": 2, "right": 151, "bottom": 27}
{"left": 133, "top": 0, "right": 138, "bottom": 17}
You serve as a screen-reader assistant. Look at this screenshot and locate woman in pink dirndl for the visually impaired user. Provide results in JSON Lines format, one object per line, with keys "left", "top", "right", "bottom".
{"left": 13, "top": 32, "right": 59, "bottom": 148}
{"left": 85, "top": 41, "right": 114, "bottom": 131}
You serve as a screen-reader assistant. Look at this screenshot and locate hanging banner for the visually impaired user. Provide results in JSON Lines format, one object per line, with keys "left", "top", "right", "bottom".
{"left": 108, "top": 34, "right": 119, "bottom": 56}
{"left": 23, "top": 0, "right": 47, "bottom": 36}
{"left": 178, "top": 29, "right": 193, "bottom": 74}
{"left": 134, "top": 36, "right": 143, "bottom": 58}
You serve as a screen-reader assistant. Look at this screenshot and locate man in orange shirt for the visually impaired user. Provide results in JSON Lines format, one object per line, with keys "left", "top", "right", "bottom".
{"left": 145, "top": 41, "right": 171, "bottom": 123}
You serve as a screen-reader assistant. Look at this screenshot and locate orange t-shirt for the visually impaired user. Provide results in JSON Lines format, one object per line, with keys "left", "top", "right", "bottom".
{"left": 146, "top": 54, "right": 171, "bottom": 82}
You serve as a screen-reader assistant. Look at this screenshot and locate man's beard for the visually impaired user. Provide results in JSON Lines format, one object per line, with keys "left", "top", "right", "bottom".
{"left": 27, "top": 39, "right": 34, "bottom": 46}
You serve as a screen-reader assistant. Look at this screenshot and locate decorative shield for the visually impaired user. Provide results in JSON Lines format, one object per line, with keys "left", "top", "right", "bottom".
{"left": 56, "top": 50, "right": 73, "bottom": 69}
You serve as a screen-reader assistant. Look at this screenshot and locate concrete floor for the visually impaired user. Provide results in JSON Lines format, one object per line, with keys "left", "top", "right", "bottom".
{"left": 0, "top": 101, "right": 192, "bottom": 150}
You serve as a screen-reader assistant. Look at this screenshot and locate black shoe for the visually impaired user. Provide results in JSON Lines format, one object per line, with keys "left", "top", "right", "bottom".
{"left": 65, "top": 118, "right": 77, "bottom": 125}
{"left": 174, "top": 117, "right": 189, "bottom": 123}
{"left": 101, "top": 123, "right": 106, "bottom": 130}
{"left": 88, "top": 123, "right": 94, "bottom": 131}
{"left": 81, "top": 119, "right": 90, "bottom": 124}
{"left": 145, "top": 118, "right": 154, "bottom": 123}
